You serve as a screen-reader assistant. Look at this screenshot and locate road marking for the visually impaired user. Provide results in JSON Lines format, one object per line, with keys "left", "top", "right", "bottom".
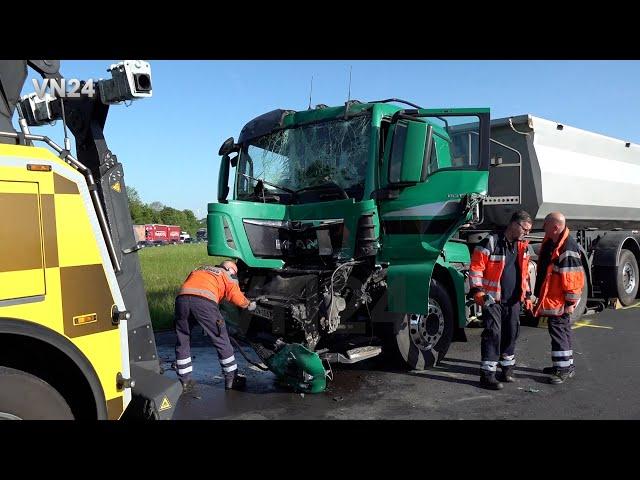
{"left": 618, "top": 302, "right": 640, "bottom": 310}
{"left": 572, "top": 322, "right": 613, "bottom": 330}
{"left": 571, "top": 317, "right": 593, "bottom": 330}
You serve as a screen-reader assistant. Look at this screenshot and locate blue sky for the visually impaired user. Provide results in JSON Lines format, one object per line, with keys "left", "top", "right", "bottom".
{"left": 17, "top": 60, "right": 640, "bottom": 218}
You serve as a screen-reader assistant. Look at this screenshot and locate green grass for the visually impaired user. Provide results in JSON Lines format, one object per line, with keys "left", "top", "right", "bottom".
{"left": 138, "top": 243, "right": 225, "bottom": 331}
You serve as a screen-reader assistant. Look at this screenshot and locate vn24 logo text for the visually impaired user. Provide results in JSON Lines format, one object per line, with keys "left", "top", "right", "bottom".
{"left": 32, "top": 78, "right": 96, "bottom": 99}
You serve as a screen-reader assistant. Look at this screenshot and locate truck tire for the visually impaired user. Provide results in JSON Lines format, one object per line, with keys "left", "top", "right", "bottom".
{"left": 617, "top": 249, "right": 639, "bottom": 306}
{"left": 0, "top": 367, "right": 74, "bottom": 420}
{"left": 393, "top": 279, "right": 454, "bottom": 370}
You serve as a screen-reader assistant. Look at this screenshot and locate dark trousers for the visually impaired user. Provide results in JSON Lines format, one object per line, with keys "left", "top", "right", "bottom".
{"left": 481, "top": 302, "right": 520, "bottom": 374}
{"left": 174, "top": 295, "right": 237, "bottom": 381}
{"left": 548, "top": 313, "right": 573, "bottom": 371}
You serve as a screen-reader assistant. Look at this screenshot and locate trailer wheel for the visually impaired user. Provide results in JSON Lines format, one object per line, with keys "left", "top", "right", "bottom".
{"left": 0, "top": 367, "right": 74, "bottom": 420}
{"left": 393, "top": 279, "right": 454, "bottom": 370}
{"left": 617, "top": 249, "right": 639, "bottom": 306}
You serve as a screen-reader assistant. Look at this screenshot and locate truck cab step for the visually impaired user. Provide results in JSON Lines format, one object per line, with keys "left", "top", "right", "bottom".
{"left": 319, "top": 345, "right": 382, "bottom": 364}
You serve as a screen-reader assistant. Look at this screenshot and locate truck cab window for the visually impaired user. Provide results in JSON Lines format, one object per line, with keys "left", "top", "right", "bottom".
{"left": 236, "top": 114, "right": 371, "bottom": 204}
{"left": 388, "top": 122, "right": 408, "bottom": 183}
{"left": 425, "top": 137, "right": 439, "bottom": 176}
{"left": 429, "top": 115, "right": 481, "bottom": 173}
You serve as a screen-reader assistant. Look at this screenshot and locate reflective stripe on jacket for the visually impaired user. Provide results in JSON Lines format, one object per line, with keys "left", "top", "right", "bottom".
{"left": 533, "top": 228, "right": 585, "bottom": 318}
{"left": 178, "top": 268, "right": 250, "bottom": 308}
{"left": 469, "top": 232, "right": 530, "bottom": 302}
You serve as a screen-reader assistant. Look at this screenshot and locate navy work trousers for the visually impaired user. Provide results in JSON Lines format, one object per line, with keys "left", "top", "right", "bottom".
{"left": 174, "top": 294, "right": 238, "bottom": 381}
{"left": 548, "top": 313, "right": 574, "bottom": 371}
{"left": 480, "top": 302, "right": 520, "bottom": 374}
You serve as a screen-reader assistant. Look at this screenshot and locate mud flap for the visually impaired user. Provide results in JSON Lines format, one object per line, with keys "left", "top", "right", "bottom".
{"left": 122, "top": 364, "right": 182, "bottom": 420}
{"left": 444, "top": 261, "right": 470, "bottom": 330}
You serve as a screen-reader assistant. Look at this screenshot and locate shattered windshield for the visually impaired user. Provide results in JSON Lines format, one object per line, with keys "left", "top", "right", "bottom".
{"left": 235, "top": 114, "right": 371, "bottom": 203}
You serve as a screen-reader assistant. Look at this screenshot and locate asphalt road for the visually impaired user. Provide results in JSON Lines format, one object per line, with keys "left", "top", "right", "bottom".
{"left": 155, "top": 303, "right": 640, "bottom": 419}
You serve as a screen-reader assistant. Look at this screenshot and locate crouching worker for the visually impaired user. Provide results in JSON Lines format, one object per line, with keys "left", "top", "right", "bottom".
{"left": 174, "top": 260, "right": 256, "bottom": 392}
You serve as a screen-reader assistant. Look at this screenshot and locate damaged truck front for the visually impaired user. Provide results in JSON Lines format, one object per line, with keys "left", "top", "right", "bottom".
{"left": 210, "top": 100, "right": 490, "bottom": 383}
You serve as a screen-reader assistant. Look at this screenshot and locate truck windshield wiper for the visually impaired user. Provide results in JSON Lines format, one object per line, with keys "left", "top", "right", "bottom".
{"left": 239, "top": 173, "right": 295, "bottom": 194}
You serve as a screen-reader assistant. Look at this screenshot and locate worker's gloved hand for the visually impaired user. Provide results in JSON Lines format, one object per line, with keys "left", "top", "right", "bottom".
{"left": 524, "top": 298, "right": 534, "bottom": 312}
{"left": 473, "top": 291, "right": 486, "bottom": 307}
{"left": 247, "top": 301, "right": 257, "bottom": 311}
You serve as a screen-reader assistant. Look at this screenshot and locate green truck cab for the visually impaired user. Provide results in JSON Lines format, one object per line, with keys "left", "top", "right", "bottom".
{"left": 211, "top": 99, "right": 489, "bottom": 372}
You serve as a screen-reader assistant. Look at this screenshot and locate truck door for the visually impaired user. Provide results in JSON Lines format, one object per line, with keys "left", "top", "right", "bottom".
{"left": 377, "top": 109, "right": 490, "bottom": 313}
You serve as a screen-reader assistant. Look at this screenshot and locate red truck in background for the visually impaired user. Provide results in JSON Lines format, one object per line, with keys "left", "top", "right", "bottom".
{"left": 167, "top": 225, "right": 181, "bottom": 244}
{"left": 133, "top": 224, "right": 182, "bottom": 246}
{"left": 147, "top": 224, "right": 168, "bottom": 245}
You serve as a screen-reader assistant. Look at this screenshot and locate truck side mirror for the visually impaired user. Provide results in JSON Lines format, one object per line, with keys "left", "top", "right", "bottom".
{"left": 218, "top": 154, "right": 230, "bottom": 203}
{"left": 387, "top": 120, "right": 429, "bottom": 185}
{"left": 219, "top": 137, "right": 236, "bottom": 156}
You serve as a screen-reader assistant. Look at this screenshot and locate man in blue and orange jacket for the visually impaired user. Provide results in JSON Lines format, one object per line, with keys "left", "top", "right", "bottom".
{"left": 174, "top": 260, "right": 256, "bottom": 392}
{"left": 533, "top": 212, "right": 585, "bottom": 385}
{"left": 469, "top": 210, "right": 533, "bottom": 390}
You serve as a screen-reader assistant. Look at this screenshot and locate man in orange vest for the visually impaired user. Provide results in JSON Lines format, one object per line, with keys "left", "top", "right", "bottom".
{"left": 174, "top": 260, "right": 256, "bottom": 392}
{"left": 533, "top": 212, "right": 585, "bottom": 384}
{"left": 469, "top": 210, "right": 533, "bottom": 390}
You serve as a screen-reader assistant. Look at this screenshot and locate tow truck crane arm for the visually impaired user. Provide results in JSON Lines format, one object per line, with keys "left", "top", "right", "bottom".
{"left": 0, "top": 59, "right": 181, "bottom": 419}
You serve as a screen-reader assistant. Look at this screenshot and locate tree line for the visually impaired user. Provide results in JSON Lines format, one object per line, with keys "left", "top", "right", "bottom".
{"left": 127, "top": 186, "right": 205, "bottom": 237}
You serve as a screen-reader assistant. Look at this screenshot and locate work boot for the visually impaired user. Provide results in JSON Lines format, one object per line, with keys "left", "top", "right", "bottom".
{"left": 480, "top": 371, "right": 504, "bottom": 390}
{"left": 225, "top": 372, "right": 247, "bottom": 391}
{"left": 548, "top": 366, "right": 575, "bottom": 384}
{"left": 180, "top": 378, "right": 197, "bottom": 393}
{"left": 544, "top": 364, "right": 574, "bottom": 375}
{"left": 497, "top": 366, "right": 516, "bottom": 383}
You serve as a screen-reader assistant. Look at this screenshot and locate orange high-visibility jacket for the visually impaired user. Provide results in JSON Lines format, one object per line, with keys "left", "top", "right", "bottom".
{"left": 178, "top": 267, "right": 250, "bottom": 307}
{"left": 469, "top": 232, "right": 530, "bottom": 302}
{"left": 533, "top": 228, "right": 584, "bottom": 317}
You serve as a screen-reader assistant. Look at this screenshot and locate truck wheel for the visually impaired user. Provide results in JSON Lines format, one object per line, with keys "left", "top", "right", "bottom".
{"left": 0, "top": 367, "right": 74, "bottom": 420}
{"left": 617, "top": 249, "right": 639, "bottom": 306}
{"left": 394, "top": 279, "right": 454, "bottom": 370}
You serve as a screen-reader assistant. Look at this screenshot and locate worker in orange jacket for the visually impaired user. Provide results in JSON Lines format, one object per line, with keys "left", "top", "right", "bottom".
{"left": 174, "top": 260, "right": 256, "bottom": 392}
{"left": 533, "top": 212, "right": 585, "bottom": 384}
{"left": 469, "top": 210, "right": 533, "bottom": 390}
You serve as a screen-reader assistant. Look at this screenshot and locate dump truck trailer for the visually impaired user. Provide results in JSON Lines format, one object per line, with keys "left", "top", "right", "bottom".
{"left": 209, "top": 100, "right": 639, "bottom": 380}
{"left": 463, "top": 114, "right": 640, "bottom": 317}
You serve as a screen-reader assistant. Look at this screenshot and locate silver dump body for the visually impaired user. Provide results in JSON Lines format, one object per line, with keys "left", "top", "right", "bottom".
{"left": 482, "top": 114, "right": 640, "bottom": 230}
